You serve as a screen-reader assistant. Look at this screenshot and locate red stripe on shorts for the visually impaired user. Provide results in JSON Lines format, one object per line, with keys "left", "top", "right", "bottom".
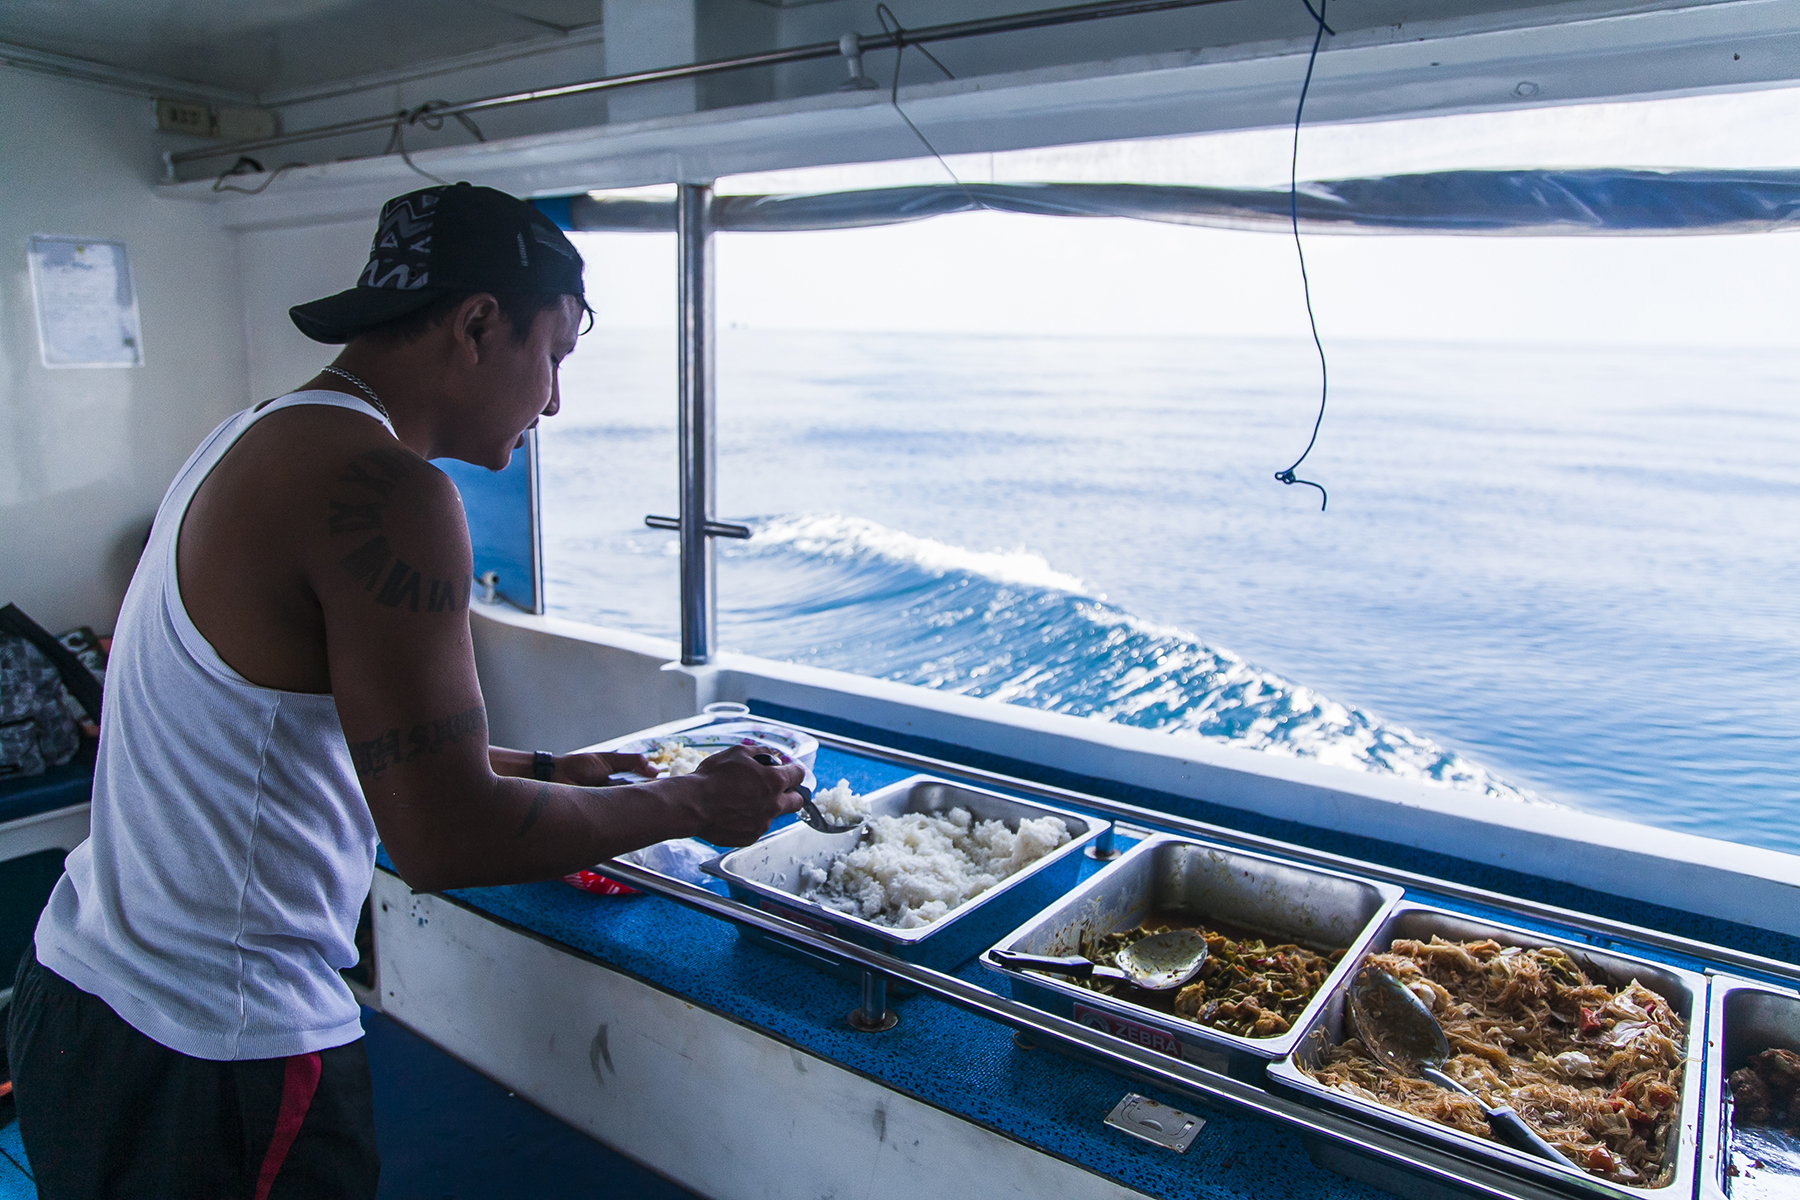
{"left": 254, "top": 1050, "right": 323, "bottom": 1200}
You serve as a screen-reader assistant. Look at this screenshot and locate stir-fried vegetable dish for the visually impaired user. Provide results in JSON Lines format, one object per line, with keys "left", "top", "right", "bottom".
{"left": 1303, "top": 936, "right": 1686, "bottom": 1187}
{"left": 1076, "top": 923, "right": 1340, "bottom": 1039}
{"left": 1731, "top": 1048, "right": 1800, "bottom": 1133}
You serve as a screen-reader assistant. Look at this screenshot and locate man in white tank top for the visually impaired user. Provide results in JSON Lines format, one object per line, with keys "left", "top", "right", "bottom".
{"left": 12, "top": 183, "right": 804, "bottom": 1198}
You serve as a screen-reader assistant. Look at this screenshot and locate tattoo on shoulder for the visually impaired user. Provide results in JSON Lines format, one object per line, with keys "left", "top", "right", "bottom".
{"left": 328, "top": 449, "right": 466, "bottom": 613}
{"left": 427, "top": 577, "right": 470, "bottom": 612}
{"left": 348, "top": 704, "right": 485, "bottom": 779}
{"left": 328, "top": 447, "right": 420, "bottom": 540}
{"left": 338, "top": 447, "right": 420, "bottom": 500}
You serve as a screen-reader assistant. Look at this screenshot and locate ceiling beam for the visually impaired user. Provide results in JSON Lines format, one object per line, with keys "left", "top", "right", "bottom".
{"left": 0, "top": 38, "right": 255, "bottom": 104}
{"left": 166, "top": 0, "right": 1800, "bottom": 231}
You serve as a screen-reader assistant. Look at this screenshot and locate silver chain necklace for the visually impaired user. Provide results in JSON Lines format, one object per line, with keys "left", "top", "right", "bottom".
{"left": 319, "top": 365, "right": 391, "bottom": 424}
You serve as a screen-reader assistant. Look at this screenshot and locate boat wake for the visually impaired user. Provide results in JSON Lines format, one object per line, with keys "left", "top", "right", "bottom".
{"left": 719, "top": 513, "right": 1545, "bottom": 805}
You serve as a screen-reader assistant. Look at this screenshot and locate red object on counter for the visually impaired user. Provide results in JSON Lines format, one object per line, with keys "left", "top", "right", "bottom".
{"left": 563, "top": 870, "right": 638, "bottom": 896}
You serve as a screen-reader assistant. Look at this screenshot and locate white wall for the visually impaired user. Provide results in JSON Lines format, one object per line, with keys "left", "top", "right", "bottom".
{"left": 234, "top": 218, "right": 371, "bottom": 403}
{"left": 0, "top": 68, "right": 252, "bottom": 634}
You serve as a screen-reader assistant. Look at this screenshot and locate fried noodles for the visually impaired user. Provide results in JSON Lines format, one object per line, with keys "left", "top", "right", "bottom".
{"left": 1075, "top": 924, "right": 1341, "bottom": 1040}
{"left": 1302, "top": 937, "right": 1686, "bottom": 1187}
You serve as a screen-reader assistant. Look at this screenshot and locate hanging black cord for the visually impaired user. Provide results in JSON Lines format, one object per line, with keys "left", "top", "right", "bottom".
{"left": 212, "top": 156, "right": 307, "bottom": 195}
{"left": 874, "top": 4, "right": 988, "bottom": 211}
{"left": 383, "top": 101, "right": 487, "bottom": 185}
{"left": 1274, "top": 0, "right": 1333, "bottom": 511}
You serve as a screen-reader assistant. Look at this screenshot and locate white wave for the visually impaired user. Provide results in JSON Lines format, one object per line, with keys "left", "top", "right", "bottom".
{"left": 742, "top": 513, "right": 1091, "bottom": 596}
{"left": 730, "top": 511, "right": 1552, "bottom": 807}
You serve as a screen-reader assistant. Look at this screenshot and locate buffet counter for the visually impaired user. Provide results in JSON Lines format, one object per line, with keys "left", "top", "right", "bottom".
{"left": 370, "top": 718, "right": 1800, "bottom": 1200}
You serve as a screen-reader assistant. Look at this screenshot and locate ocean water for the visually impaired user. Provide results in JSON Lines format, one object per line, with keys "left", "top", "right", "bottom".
{"left": 539, "top": 328, "right": 1800, "bottom": 854}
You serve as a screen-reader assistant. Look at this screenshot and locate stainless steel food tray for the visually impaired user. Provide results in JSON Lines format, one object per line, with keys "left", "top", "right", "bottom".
{"left": 1268, "top": 902, "right": 1707, "bottom": 1200}
{"left": 703, "top": 774, "right": 1104, "bottom": 973}
{"left": 1700, "top": 974, "right": 1800, "bottom": 1200}
{"left": 979, "top": 832, "right": 1403, "bottom": 1080}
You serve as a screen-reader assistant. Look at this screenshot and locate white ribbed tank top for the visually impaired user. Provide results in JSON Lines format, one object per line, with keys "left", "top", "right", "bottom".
{"left": 36, "top": 392, "right": 391, "bottom": 1061}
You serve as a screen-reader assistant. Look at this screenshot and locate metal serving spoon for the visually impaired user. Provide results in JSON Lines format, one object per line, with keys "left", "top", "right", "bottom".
{"left": 1346, "top": 966, "right": 1575, "bottom": 1168}
{"left": 992, "top": 929, "right": 1210, "bottom": 992}
{"left": 751, "top": 753, "right": 863, "bottom": 834}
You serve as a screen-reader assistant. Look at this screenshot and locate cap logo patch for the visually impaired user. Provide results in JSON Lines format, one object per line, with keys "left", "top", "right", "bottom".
{"left": 361, "top": 193, "right": 438, "bottom": 291}
{"left": 360, "top": 262, "right": 429, "bottom": 290}
{"left": 516, "top": 232, "right": 529, "bottom": 267}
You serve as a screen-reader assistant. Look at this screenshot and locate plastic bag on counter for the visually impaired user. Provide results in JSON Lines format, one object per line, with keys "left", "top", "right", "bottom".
{"left": 562, "top": 837, "right": 718, "bottom": 896}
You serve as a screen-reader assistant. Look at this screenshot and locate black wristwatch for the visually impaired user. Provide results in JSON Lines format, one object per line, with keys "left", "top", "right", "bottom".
{"left": 532, "top": 750, "right": 556, "bottom": 781}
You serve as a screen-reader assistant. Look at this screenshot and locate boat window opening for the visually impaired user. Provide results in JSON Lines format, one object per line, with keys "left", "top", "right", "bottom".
{"left": 532, "top": 86, "right": 1799, "bottom": 858}
{"left": 544, "top": 229, "right": 684, "bottom": 642}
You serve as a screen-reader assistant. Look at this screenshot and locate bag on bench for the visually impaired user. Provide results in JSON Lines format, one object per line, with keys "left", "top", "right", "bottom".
{"left": 0, "top": 605, "right": 103, "bottom": 779}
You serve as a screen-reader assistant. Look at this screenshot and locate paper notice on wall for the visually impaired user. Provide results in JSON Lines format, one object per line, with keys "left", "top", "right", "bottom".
{"left": 28, "top": 236, "right": 143, "bottom": 368}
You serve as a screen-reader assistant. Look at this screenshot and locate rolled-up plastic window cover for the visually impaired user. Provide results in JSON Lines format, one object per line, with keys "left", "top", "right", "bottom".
{"left": 541, "top": 169, "right": 1800, "bottom": 237}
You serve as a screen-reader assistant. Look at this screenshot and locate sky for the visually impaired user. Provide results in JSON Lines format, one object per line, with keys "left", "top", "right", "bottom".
{"left": 573, "top": 86, "right": 1800, "bottom": 349}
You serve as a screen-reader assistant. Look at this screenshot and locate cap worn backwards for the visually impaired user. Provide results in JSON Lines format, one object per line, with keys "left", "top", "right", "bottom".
{"left": 290, "top": 182, "right": 585, "bottom": 344}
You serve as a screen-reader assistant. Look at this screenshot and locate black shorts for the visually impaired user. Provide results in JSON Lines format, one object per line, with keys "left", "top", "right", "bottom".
{"left": 7, "top": 948, "right": 379, "bottom": 1200}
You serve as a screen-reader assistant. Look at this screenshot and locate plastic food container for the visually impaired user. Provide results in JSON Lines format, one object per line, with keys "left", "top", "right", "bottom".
{"left": 609, "top": 718, "right": 819, "bottom": 777}
{"left": 1699, "top": 974, "right": 1800, "bottom": 1200}
{"left": 703, "top": 774, "right": 1105, "bottom": 974}
{"left": 980, "top": 832, "right": 1402, "bottom": 1080}
{"left": 1268, "top": 902, "right": 1706, "bottom": 1200}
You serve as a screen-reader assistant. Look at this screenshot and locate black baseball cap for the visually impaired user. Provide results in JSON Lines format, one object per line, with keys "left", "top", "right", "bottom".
{"left": 290, "top": 182, "right": 586, "bottom": 344}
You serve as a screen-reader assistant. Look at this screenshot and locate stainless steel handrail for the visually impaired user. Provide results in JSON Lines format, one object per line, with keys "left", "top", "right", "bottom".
{"left": 789, "top": 722, "right": 1800, "bottom": 985}
{"left": 584, "top": 856, "right": 1596, "bottom": 1200}
{"left": 676, "top": 182, "right": 716, "bottom": 666}
{"left": 169, "top": 0, "right": 1243, "bottom": 167}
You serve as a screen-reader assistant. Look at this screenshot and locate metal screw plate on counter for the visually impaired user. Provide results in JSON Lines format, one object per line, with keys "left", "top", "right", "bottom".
{"left": 1105, "top": 1093, "right": 1203, "bottom": 1152}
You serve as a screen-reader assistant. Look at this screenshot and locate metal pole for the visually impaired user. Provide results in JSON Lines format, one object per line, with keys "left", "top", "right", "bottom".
{"left": 677, "top": 182, "right": 716, "bottom": 666}
{"left": 849, "top": 970, "right": 898, "bottom": 1033}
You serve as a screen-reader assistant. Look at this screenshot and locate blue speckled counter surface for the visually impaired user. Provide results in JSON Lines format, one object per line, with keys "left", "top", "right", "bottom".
{"left": 398, "top": 727, "right": 1799, "bottom": 1200}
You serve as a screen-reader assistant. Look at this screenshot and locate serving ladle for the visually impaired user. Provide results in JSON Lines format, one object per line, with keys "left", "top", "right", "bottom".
{"left": 991, "top": 929, "right": 1210, "bottom": 992}
{"left": 751, "top": 753, "right": 863, "bottom": 835}
{"left": 1346, "top": 966, "right": 1575, "bottom": 1168}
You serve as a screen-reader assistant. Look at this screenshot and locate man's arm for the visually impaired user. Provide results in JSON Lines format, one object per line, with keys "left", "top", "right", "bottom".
{"left": 313, "top": 440, "right": 800, "bottom": 892}
{"left": 489, "top": 746, "right": 656, "bottom": 784}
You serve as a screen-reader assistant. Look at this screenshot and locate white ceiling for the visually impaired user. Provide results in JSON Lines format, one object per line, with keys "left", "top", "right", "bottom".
{"left": 0, "top": 0, "right": 604, "bottom": 97}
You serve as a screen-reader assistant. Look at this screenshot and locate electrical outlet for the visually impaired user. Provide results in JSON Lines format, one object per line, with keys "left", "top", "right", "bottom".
{"left": 214, "top": 106, "right": 278, "bottom": 141}
{"left": 156, "top": 97, "right": 213, "bottom": 137}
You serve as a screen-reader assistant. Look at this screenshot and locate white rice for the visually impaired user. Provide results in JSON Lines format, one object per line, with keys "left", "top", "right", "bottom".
{"left": 799, "top": 804, "right": 1071, "bottom": 929}
{"left": 646, "top": 739, "right": 709, "bottom": 776}
{"left": 810, "top": 779, "right": 864, "bottom": 823}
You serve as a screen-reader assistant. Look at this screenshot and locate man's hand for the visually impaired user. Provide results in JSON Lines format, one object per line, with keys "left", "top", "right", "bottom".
{"left": 685, "top": 746, "right": 807, "bottom": 846}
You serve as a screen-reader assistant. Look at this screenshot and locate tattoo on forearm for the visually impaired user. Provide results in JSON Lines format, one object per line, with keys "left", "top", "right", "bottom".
{"left": 515, "top": 784, "right": 552, "bottom": 839}
{"left": 330, "top": 449, "right": 467, "bottom": 614}
{"left": 349, "top": 705, "right": 486, "bottom": 778}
